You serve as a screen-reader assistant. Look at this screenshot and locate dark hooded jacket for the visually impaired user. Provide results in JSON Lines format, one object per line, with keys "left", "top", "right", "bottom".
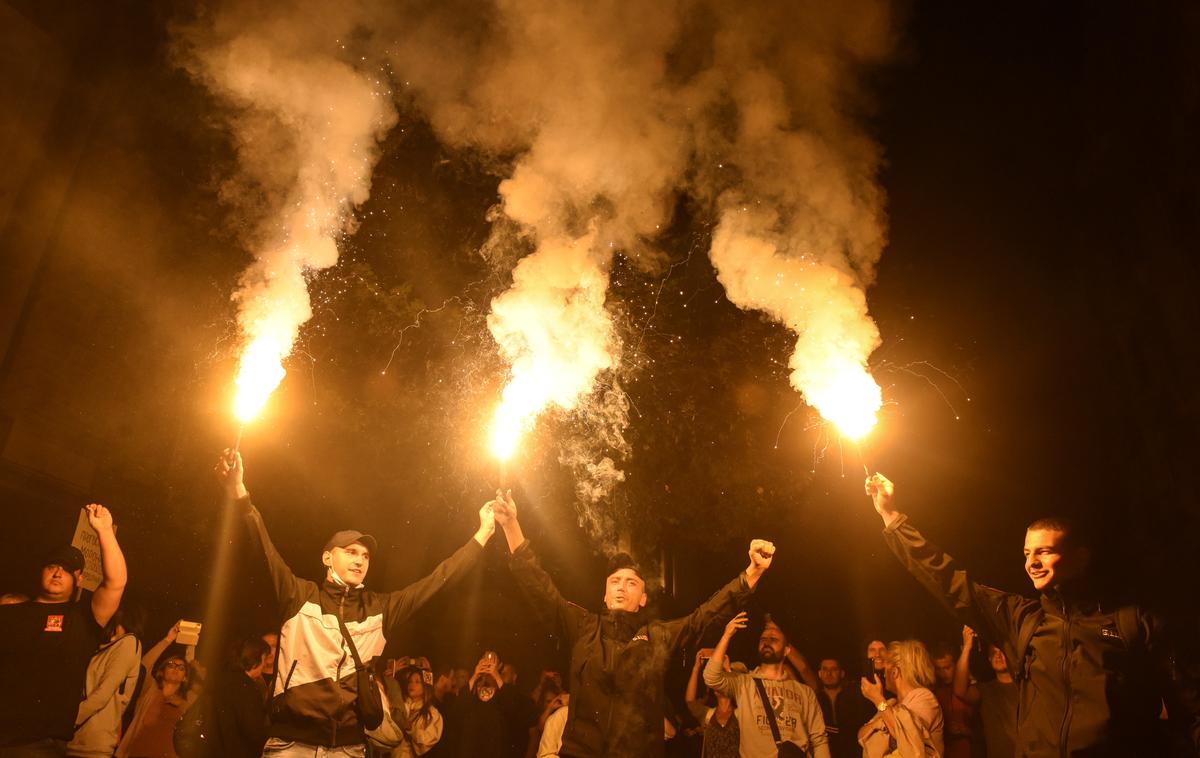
{"left": 882, "top": 512, "right": 1196, "bottom": 757}
{"left": 508, "top": 541, "right": 752, "bottom": 758}
{"left": 241, "top": 497, "right": 483, "bottom": 747}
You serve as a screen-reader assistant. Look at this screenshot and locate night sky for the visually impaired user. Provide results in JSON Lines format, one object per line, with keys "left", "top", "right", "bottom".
{"left": 1, "top": 0, "right": 1197, "bottom": 685}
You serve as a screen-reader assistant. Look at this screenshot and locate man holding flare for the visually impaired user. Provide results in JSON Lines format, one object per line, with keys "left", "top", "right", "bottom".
{"left": 489, "top": 489, "right": 774, "bottom": 758}
{"left": 863, "top": 471, "right": 1198, "bottom": 757}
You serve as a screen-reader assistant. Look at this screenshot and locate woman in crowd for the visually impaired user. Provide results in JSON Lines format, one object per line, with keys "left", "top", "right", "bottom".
{"left": 67, "top": 606, "right": 145, "bottom": 758}
{"left": 858, "top": 639, "right": 944, "bottom": 758}
{"left": 385, "top": 659, "right": 444, "bottom": 758}
{"left": 684, "top": 648, "right": 739, "bottom": 758}
{"left": 116, "top": 620, "right": 202, "bottom": 758}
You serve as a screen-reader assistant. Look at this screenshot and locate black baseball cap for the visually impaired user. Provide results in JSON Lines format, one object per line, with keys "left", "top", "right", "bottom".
{"left": 323, "top": 530, "right": 377, "bottom": 554}
{"left": 43, "top": 545, "right": 85, "bottom": 573}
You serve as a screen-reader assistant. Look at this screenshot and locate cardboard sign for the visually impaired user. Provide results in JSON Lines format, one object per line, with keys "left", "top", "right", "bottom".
{"left": 69, "top": 510, "right": 103, "bottom": 592}
{"left": 177, "top": 620, "right": 202, "bottom": 647}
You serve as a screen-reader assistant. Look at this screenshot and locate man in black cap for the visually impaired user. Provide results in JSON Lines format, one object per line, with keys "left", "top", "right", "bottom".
{"left": 216, "top": 451, "right": 496, "bottom": 758}
{"left": 0, "top": 503, "right": 128, "bottom": 757}
{"left": 490, "top": 491, "right": 773, "bottom": 758}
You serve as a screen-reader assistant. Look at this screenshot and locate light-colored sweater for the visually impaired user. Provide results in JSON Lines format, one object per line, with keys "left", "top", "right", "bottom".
{"left": 67, "top": 634, "right": 142, "bottom": 758}
{"left": 705, "top": 661, "right": 831, "bottom": 758}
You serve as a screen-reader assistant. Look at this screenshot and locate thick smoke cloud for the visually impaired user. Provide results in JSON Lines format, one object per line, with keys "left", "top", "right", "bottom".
{"left": 387, "top": 0, "right": 895, "bottom": 524}
{"left": 178, "top": 0, "right": 895, "bottom": 548}
{"left": 174, "top": 0, "right": 397, "bottom": 419}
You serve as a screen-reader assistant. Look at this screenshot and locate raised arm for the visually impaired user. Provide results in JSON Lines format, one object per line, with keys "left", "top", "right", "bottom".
{"left": 865, "top": 473, "right": 1032, "bottom": 653}
{"left": 143, "top": 621, "right": 180, "bottom": 672}
{"left": 786, "top": 647, "right": 821, "bottom": 691}
{"left": 663, "top": 540, "right": 770, "bottom": 655}
{"left": 955, "top": 626, "right": 981, "bottom": 705}
{"left": 216, "top": 452, "right": 308, "bottom": 610}
{"left": 686, "top": 648, "right": 713, "bottom": 706}
{"left": 492, "top": 492, "right": 590, "bottom": 642}
{"left": 86, "top": 504, "right": 127, "bottom": 628}
{"left": 381, "top": 502, "right": 492, "bottom": 629}
{"left": 703, "top": 612, "right": 747, "bottom": 697}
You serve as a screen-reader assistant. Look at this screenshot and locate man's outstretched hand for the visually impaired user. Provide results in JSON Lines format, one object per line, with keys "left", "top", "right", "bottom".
{"left": 721, "top": 611, "right": 748, "bottom": 641}
{"left": 491, "top": 490, "right": 517, "bottom": 527}
{"left": 215, "top": 451, "right": 248, "bottom": 500}
{"left": 474, "top": 502, "right": 496, "bottom": 546}
{"left": 864, "top": 473, "right": 899, "bottom": 527}
{"left": 744, "top": 539, "right": 775, "bottom": 589}
{"left": 84, "top": 504, "right": 114, "bottom": 533}
{"left": 489, "top": 489, "right": 525, "bottom": 553}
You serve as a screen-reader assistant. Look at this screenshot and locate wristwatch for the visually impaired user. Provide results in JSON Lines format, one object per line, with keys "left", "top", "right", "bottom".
{"left": 876, "top": 700, "right": 890, "bottom": 712}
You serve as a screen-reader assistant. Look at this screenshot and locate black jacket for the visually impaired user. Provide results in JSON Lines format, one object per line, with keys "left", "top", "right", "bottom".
{"left": 883, "top": 512, "right": 1196, "bottom": 757}
{"left": 208, "top": 669, "right": 268, "bottom": 758}
{"left": 242, "top": 497, "right": 483, "bottom": 747}
{"left": 508, "top": 541, "right": 752, "bottom": 758}
{"left": 816, "top": 686, "right": 875, "bottom": 758}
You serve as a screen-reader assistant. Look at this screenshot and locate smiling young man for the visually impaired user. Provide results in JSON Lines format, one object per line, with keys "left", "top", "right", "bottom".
{"left": 216, "top": 452, "right": 496, "bottom": 758}
{"left": 864, "top": 472, "right": 1196, "bottom": 757}
{"left": 490, "top": 491, "right": 771, "bottom": 758}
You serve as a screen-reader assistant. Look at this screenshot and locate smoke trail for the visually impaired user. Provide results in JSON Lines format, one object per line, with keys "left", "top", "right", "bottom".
{"left": 386, "top": 1, "right": 693, "bottom": 508}
{"left": 697, "top": 0, "right": 894, "bottom": 438}
{"left": 175, "top": 0, "right": 897, "bottom": 545}
{"left": 379, "top": 0, "right": 895, "bottom": 536}
{"left": 174, "top": 1, "right": 397, "bottom": 419}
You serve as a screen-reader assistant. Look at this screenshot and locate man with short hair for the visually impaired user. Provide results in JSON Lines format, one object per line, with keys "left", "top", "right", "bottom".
{"left": 217, "top": 452, "right": 495, "bottom": 757}
{"left": 491, "top": 491, "right": 770, "bottom": 758}
{"left": 865, "top": 472, "right": 1198, "bottom": 756}
{"left": 0, "top": 504, "right": 128, "bottom": 757}
{"left": 814, "top": 657, "right": 873, "bottom": 758}
{"left": 705, "top": 613, "right": 831, "bottom": 758}
{"left": 977, "top": 642, "right": 1017, "bottom": 758}
{"left": 929, "top": 632, "right": 979, "bottom": 758}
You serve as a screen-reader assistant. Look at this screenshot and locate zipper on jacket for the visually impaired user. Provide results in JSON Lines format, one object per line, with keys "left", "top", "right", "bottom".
{"left": 334, "top": 590, "right": 346, "bottom": 746}
{"left": 1059, "top": 601, "right": 1073, "bottom": 757}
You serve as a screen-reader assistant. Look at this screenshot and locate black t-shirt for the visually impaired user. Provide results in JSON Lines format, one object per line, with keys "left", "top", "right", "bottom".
{"left": 0, "top": 598, "right": 104, "bottom": 745}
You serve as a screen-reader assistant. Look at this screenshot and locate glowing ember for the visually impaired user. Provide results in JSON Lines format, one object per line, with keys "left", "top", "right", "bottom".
{"left": 805, "top": 359, "right": 882, "bottom": 440}
{"left": 233, "top": 335, "right": 288, "bottom": 423}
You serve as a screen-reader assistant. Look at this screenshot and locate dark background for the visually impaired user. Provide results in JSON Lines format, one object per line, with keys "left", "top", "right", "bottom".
{"left": 2, "top": 0, "right": 1197, "bottom": 688}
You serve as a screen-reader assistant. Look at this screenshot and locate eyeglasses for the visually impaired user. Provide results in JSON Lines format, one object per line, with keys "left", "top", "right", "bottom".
{"left": 163, "top": 661, "right": 187, "bottom": 670}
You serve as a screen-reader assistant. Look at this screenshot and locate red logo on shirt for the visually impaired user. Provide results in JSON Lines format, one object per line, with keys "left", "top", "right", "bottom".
{"left": 44, "top": 614, "right": 64, "bottom": 632}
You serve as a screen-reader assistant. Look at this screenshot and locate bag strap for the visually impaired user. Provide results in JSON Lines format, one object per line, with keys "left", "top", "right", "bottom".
{"left": 753, "top": 677, "right": 785, "bottom": 746}
{"left": 335, "top": 614, "right": 367, "bottom": 672}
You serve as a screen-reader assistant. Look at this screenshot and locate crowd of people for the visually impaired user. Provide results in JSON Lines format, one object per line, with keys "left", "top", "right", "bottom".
{"left": 0, "top": 453, "right": 1196, "bottom": 758}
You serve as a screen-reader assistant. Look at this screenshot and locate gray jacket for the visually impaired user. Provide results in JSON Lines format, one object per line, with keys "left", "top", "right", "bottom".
{"left": 67, "top": 633, "right": 142, "bottom": 758}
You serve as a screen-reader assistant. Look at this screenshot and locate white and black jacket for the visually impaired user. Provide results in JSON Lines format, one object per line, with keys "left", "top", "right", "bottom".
{"left": 240, "top": 497, "right": 483, "bottom": 747}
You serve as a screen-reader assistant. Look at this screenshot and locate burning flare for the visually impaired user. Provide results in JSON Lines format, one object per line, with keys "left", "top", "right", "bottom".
{"left": 486, "top": 232, "right": 614, "bottom": 461}
{"left": 710, "top": 210, "right": 882, "bottom": 441}
{"left": 233, "top": 334, "right": 288, "bottom": 423}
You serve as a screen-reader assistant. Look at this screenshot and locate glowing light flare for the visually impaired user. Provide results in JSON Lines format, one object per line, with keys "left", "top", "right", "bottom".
{"left": 487, "top": 373, "right": 552, "bottom": 461}
{"left": 803, "top": 360, "right": 882, "bottom": 440}
{"left": 233, "top": 336, "right": 288, "bottom": 423}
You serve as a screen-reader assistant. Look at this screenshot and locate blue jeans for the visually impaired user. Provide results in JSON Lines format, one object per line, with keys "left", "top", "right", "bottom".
{"left": 261, "top": 737, "right": 367, "bottom": 758}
